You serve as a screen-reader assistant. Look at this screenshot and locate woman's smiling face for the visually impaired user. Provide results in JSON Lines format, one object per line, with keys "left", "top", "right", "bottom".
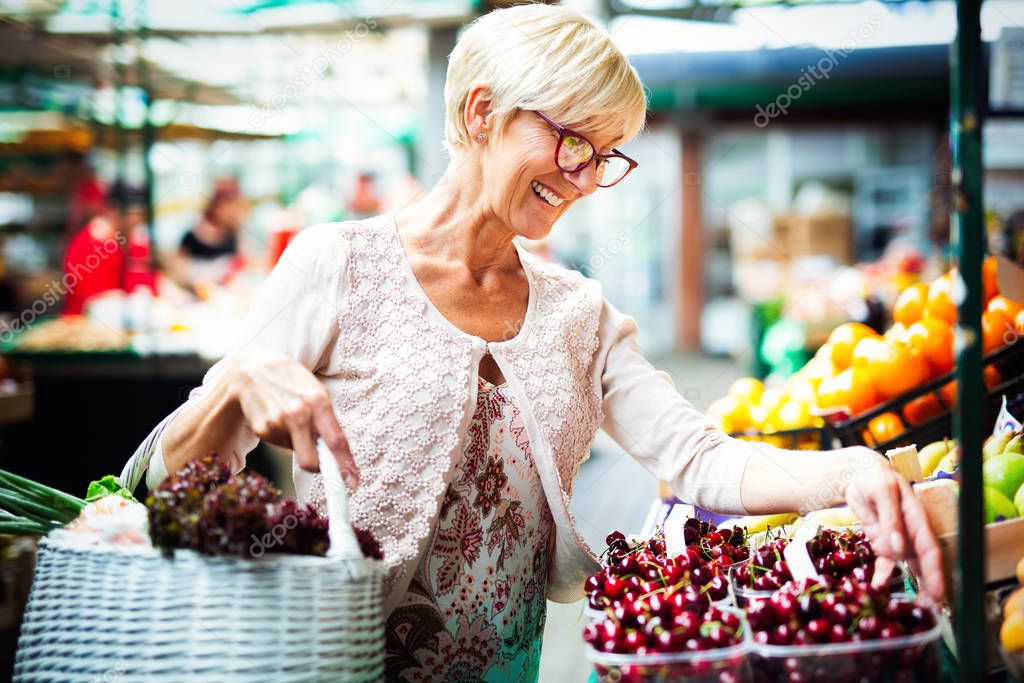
{"left": 481, "top": 109, "right": 622, "bottom": 241}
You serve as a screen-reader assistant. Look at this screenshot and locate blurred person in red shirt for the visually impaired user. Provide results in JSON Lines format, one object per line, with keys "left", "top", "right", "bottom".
{"left": 61, "top": 185, "right": 138, "bottom": 315}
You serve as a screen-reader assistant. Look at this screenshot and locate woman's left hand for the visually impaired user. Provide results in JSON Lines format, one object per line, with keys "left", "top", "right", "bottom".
{"left": 844, "top": 447, "right": 946, "bottom": 602}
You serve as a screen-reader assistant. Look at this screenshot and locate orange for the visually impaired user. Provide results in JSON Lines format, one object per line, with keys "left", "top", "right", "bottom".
{"left": 893, "top": 283, "right": 929, "bottom": 326}
{"left": 983, "top": 308, "right": 1015, "bottom": 355}
{"left": 1016, "top": 309, "right": 1024, "bottom": 337}
{"left": 983, "top": 255, "right": 999, "bottom": 305}
{"left": 926, "top": 273, "right": 958, "bottom": 324}
{"left": 817, "top": 366, "right": 879, "bottom": 416}
{"left": 884, "top": 322, "right": 907, "bottom": 343}
{"left": 828, "top": 322, "right": 880, "bottom": 371}
{"left": 988, "top": 295, "right": 1024, "bottom": 320}
{"left": 938, "top": 371, "right": 1002, "bottom": 406}
{"left": 985, "top": 365, "right": 1003, "bottom": 391}
{"left": 862, "top": 338, "right": 931, "bottom": 401}
{"left": 800, "top": 356, "right": 835, "bottom": 389}
{"left": 851, "top": 336, "right": 888, "bottom": 368}
{"left": 863, "top": 412, "right": 904, "bottom": 446}
{"left": 901, "top": 317, "right": 954, "bottom": 376}
{"left": 903, "top": 393, "right": 943, "bottom": 426}
{"left": 939, "top": 380, "right": 957, "bottom": 408}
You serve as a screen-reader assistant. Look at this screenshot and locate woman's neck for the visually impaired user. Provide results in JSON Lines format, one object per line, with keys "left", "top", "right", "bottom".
{"left": 396, "top": 162, "right": 520, "bottom": 279}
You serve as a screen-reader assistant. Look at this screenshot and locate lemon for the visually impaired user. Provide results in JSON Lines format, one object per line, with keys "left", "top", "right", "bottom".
{"left": 784, "top": 377, "right": 818, "bottom": 407}
{"left": 760, "top": 388, "right": 786, "bottom": 413}
{"left": 729, "top": 377, "right": 764, "bottom": 405}
{"left": 708, "top": 396, "right": 751, "bottom": 434}
{"left": 777, "top": 400, "right": 814, "bottom": 430}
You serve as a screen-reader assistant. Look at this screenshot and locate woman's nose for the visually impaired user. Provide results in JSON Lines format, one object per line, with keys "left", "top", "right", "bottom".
{"left": 565, "top": 160, "right": 600, "bottom": 196}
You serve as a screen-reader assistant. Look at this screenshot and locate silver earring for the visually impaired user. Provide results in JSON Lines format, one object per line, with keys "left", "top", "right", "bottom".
{"left": 476, "top": 132, "right": 485, "bottom": 142}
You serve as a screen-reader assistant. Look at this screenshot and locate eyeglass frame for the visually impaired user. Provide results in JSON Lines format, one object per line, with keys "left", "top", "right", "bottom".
{"left": 532, "top": 111, "right": 638, "bottom": 187}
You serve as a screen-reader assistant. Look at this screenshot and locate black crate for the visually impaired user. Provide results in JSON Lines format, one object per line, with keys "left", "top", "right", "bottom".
{"left": 826, "top": 338, "right": 1024, "bottom": 452}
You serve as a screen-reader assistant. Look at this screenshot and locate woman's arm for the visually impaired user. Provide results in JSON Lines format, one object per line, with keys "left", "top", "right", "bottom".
{"left": 127, "top": 224, "right": 358, "bottom": 491}
{"left": 598, "top": 302, "right": 944, "bottom": 600}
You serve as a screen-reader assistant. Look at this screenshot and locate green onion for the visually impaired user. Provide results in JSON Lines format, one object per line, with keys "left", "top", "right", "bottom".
{"left": 0, "top": 490, "right": 69, "bottom": 527}
{"left": 0, "top": 520, "right": 53, "bottom": 536}
{"left": 0, "top": 470, "right": 85, "bottom": 515}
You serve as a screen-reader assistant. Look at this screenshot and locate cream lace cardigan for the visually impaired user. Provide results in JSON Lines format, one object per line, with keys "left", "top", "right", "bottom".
{"left": 124, "top": 211, "right": 766, "bottom": 615}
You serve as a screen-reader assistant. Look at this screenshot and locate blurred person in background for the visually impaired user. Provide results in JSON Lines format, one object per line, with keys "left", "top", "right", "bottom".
{"left": 128, "top": 5, "right": 945, "bottom": 681}
{"left": 168, "top": 177, "right": 247, "bottom": 293}
{"left": 348, "top": 171, "right": 382, "bottom": 219}
{"left": 58, "top": 150, "right": 106, "bottom": 245}
{"left": 61, "top": 184, "right": 138, "bottom": 316}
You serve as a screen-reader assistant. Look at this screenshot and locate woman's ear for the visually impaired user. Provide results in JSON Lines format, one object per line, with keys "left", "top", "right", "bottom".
{"left": 464, "top": 85, "right": 494, "bottom": 142}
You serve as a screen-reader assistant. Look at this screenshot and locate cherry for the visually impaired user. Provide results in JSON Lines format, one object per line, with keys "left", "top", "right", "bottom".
{"left": 770, "top": 624, "right": 793, "bottom": 645}
{"left": 691, "top": 566, "right": 711, "bottom": 586}
{"left": 769, "top": 593, "right": 796, "bottom": 621}
{"left": 707, "top": 575, "right": 729, "bottom": 601}
{"left": 663, "top": 565, "right": 684, "bottom": 585}
{"left": 604, "top": 575, "right": 626, "bottom": 600}
{"left": 655, "top": 628, "right": 687, "bottom": 651}
{"left": 623, "top": 629, "right": 646, "bottom": 652}
{"left": 879, "top": 622, "right": 905, "bottom": 639}
{"left": 612, "top": 604, "right": 636, "bottom": 627}
{"left": 746, "top": 599, "right": 775, "bottom": 630}
{"left": 685, "top": 637, "right": 709, "bottom": 651}
{"left": 806, "top": 618, "right": 830, "bottom": 642}
{"left": 673, "top": 611, "right": 700, "bottom": 639}
{"left": 606, "top": 530, "right": 626, "bottom": 546}
{"left": 705, "top": 624, "right": 731, "bottom": 647}
{"left": 829, "top": 622, "right": 850, "bottom": 643}
{"left": 856, "top": 614, "right": 880, "bottom": 643}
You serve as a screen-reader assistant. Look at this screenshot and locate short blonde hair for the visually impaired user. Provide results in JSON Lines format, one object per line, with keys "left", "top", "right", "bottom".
{"left": 443, "top": 3, "right": 647, "bottom": 157}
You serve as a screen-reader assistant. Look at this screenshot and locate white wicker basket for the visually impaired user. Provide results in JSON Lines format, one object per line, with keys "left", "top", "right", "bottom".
{"left": 14, "top": 442, "right": 384, "bottom": 682}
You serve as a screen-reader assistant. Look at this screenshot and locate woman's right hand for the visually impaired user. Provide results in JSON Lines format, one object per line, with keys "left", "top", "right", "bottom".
{"left": 229, "top": 353, "right": 359, "bottom": 489}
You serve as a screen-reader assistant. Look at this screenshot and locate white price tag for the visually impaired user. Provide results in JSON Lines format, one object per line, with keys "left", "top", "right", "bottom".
{"left": 663, "top": 503, "right": 695, "bottom": 558}
{"left": 783, "top": 522, "right": 821, "bottom": 582}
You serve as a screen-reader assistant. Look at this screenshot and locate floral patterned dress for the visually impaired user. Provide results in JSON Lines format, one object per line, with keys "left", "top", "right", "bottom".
{"left": 384, "top": 377, "right": 554, "bottom": 682}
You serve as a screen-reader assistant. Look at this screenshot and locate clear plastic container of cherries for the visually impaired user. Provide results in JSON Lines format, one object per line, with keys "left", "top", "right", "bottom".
{"left": 581, "top": 517, "right": 942, "bottom": 683}
{"left": 746, "top": 578, "right": 942, "bottom": 683}
{"left": 585, "top": 518, "right": 751, "bottom": 621}
{"left": 730, "top": 527, "right": 906, "bottom": 607}
{"left": 583, "top": 518, "right": 753, "bottom": 682}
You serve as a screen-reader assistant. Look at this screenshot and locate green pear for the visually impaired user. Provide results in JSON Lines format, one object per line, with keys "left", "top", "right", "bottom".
{"left": 985, "top": 486, "right": 1019, "bottom": 524}
{"left": 1004, "top": 432, "right": 1024, "bottom": 457}
{"left": 983, "top": 452, "right": 1024, "bottom": 500}
{"left": 1015, "top": 483, "right": 1024, "bottom": 517}
{"left": 920, "top": 439, "right": 954, "bottom": 478}
{"left": 985, "top": 431, "right": 1014, "bottom": 461}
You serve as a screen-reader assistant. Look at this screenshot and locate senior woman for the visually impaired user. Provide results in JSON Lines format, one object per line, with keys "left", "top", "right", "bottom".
{"left": 126, "top": 4, "right": 944, "bottom": 681}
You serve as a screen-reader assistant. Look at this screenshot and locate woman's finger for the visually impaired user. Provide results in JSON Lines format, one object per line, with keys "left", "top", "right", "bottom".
{"left": 288, "top": 416, "right": 320, "bottom": 473}
{"left": 874, "top": 468, "right": 908, "bottom": 559}
{"left": 872, "top": 556, "right": 897, "bottom": 589}
{"left": 313, "top": 400, "right": 359, "bottom": 490}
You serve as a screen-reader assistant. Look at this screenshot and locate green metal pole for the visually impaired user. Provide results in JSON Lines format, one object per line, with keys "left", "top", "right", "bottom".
{"left": 136, "top": 5, "right": 157, "bottom": 267}
{"left": 951, "top": 0, "right": 986, "bottom": 679}
{"left": 111, "top": 0, "right": 127, "bottom": 210}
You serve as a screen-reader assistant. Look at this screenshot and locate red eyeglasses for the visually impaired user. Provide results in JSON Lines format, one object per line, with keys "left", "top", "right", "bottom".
{"left": 533, "top": 111, "right": 638, "bottom": 188}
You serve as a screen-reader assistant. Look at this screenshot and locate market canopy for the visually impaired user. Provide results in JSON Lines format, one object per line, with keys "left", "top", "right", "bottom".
{"left": 5, "top": 0, "right": 478, "bottom": 38}
{"left": 0, "top": 18, "right": 245, "bottom": 106}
